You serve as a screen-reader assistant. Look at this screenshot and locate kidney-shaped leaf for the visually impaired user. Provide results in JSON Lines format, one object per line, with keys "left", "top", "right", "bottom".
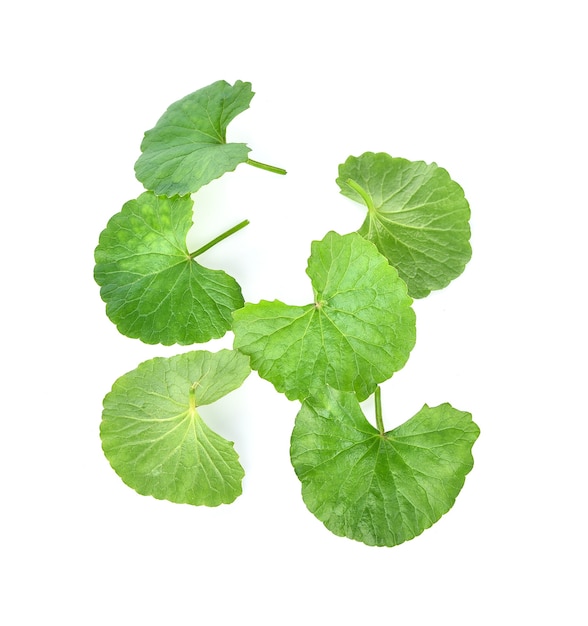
{"left": 337, "top": 152, "right": 471, "bottom": 298}
{"left": 134, "top": 80, "right": 254, "bottom": 196}
{"left": 94, "top": 191, "right": 243, "bottom": 346}
{"left": 291, "top": 387, "right": 479, "bottom": 546}
{"left": 233, "top": 231, "right": 416, "bottom": 401}
{"left": 101, "top": 349, "right": 250, "bottom": 506}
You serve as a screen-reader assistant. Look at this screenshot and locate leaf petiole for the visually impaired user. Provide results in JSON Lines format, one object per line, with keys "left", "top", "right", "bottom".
{"left": 375, "top": 386, "right": 384, "bottom": 435}
{"left": 345, "top": 178, "right": 375, "bottom": 212}
{"left": 190, "top": 219, "right": 250, "bottom": 259}
{"left": 189, "top": 381, "right": 198, "bottom": 412}
{"left": 246, "top": 158, "right": 287, "bottom": 175}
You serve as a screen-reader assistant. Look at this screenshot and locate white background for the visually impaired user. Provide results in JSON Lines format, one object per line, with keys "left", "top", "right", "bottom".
{"left": 2, "top": 1, "right": 586, "bottom": 623}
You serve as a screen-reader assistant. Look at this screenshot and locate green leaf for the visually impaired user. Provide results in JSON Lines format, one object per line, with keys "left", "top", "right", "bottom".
{"left": 233, "top": 231, "right": 416, "bottom": 401}
{"left": 101, "top": 349, "right": 250, "bottom": 506}
{"left": 291, "top": 387, "right": 479, "bottom": 546}
{"left": 337, "top": 152, "right": 471, "bottom": 298}
{"left": 134, "top": 80, "right": 254, "bottom": 196}
{"left": 94, "top": 191, "right": 243, "bottom": 346}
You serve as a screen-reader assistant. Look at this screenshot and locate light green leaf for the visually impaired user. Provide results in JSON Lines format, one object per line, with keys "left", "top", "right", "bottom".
{"left": 291, "top": 387, "right": 479, "bottom": 546}
{"left": 101, "top": 349, "right": 250, "bottom": 506}
{"left": 134, "top": 80, "right": 253, "bottom": 196}
{"left": 232, "top": 231, "right": 416, "bottom": 401}
{"left": 337, "top": 152, "right": 471, "bottom": 298}
{"left": 94, "top": 191, "right": 243, "bottom": 346}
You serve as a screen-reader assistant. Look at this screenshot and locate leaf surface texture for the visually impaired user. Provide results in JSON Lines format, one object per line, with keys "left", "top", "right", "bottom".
{"left": 233, "top": 231, "right": 416, "bottom": 401}
{"left": 101, "top": 350, "right": 250, "bottom": 506}
{"left": 337, "top": 152, "right": 471, "bottom": 298}
{"left": 135, "top": 80, "right": 254, "bottom": 195}
{"left": 291, "top": 387, "right": 479, "bottom": 546}
{"left": 94, "top": 191, "right": 243, "bottom": 345}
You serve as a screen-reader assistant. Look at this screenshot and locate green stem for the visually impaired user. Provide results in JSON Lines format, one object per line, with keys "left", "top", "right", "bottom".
{"left": 246, "top": 158, "right": 287, "bottom": 175}
{"left": 190, "top": 219, "right": 250, "bottom": 259}
{"left": 375, "top": 386, "right": 384, "bottom": 435}
{"left": 189, "top": 382, "right": 197, "bottom": 413}
{"left": 346, "top": 178, "right": 375, "bottom": 212}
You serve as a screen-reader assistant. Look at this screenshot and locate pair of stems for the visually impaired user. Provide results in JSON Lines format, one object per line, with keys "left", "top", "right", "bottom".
{"left": 189, "top": 158, "right": 285, "bottom": 259}
{"left": 191, "top": 165, "right": 367, "bottom": 261}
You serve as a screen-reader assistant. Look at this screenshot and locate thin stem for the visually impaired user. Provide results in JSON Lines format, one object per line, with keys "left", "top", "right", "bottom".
{"left": 346, "top": 178, "right": 375, "bottom": 212}
{"left": 189, "top": 382, "right": 197, "bottom": 413}
{"left": 375, "top": 386, "right": 385, "bottom": 435}
{"left": 246, "top": 158, "right": 287, "bottom": 175}
{"left": 190, "top": 219, "right": 250, "bottom": 259}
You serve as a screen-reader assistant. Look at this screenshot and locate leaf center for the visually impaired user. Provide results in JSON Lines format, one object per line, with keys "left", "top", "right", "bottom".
{"left": 345, "top": 178, "right": 376, "bottom": 213}
{"left": 189, "top": 381, "right": 199, "bottom": 415}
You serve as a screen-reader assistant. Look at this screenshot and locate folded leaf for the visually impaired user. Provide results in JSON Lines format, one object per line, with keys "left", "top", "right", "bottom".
{"left": 134, "top": 80, "right": 254, "bottom": 196}
{"left": 101, "top": 349, "right": 250, "bottom": 506}
{"left": 291, "top": 387, "right": 479, "bottom": 546}
{"left": 337, "top": 152, "right": 471, "bottom": 298}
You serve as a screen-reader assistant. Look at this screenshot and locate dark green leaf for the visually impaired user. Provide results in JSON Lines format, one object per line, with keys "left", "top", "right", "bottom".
{"left": 291, "top": 387, "right": 479, "bottom": 546}
{"left": 135, "top": 80, "right": 254, "bottom": 196}
{"left": 94, "top": 191, "right": 243, "bottom": 345}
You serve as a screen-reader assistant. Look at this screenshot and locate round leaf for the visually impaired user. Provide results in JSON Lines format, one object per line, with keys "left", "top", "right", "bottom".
{"left": 233, "top": 231, "right": 416, "bottom": 401}
{"left": 101, "top": 349, "right": 250, "bottom": 506}
{"left": 291, "top": 387, "right": 479, "bottom": 546}
{"left": 134, "top": 80, "right": 254, "bottom": 196}
{"left": 337, "top": 152, "right": 472, "bottom": 298}
{"left": 94, "top": 191, "right": 243, "bottom": 346}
